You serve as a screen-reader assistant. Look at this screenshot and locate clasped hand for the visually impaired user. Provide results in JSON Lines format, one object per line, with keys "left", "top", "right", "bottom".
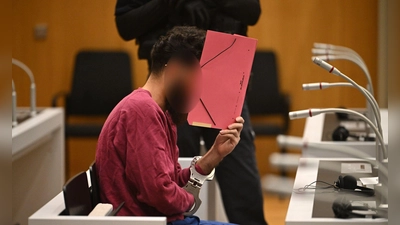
{"left": 196, "top": 117, "right": 244, "bottom": 175}
{"left": 212, "top": 117, "right": 244, "bottom": 158}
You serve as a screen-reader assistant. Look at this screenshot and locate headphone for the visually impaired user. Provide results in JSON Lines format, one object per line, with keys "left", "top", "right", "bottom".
{"left": 332, "top": 196, "right": 383, "bottom": 219}
{"left": 332, "top": 126, "right": 375, "bottom": 142}
{"left": 334, "top": 175, "right": 375, "bottom": 196}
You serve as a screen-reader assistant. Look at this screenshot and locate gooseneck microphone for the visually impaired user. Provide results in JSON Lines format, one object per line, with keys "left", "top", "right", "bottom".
{"left": 12, "top": 80, "right": 17, "bottom": 127}
{"left": 311, "top": 57, "right": 382, "bottom": 136}
{"left": 313, "top": 43, "right": 366, "bottom": 64}
{"left": 302, "top": 82, "right": 381, "bottom": 125}
{"left": 311, "top": 48, "right": 368, "bottom": 73}
{"left": 312, "top": 44, "right": 375, "bottom": 124}
{"left": 289, "top": 108, "right": 387, "bottom": 160}
{"left": 311, "top": 48, "right": 373, "bottom": 95}
{"left": 12, "top": 58, "right": 36, "bottom": 117}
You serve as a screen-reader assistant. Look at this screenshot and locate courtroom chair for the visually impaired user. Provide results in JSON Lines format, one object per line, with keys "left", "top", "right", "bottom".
{"left": 52, "top": 50, "right": 133, "bottom": 137}
{"left": 247, "top": 50, "right": 290, "bottom": 136}
{"left": 52, "top": 50, "right": 133, "bottom": 176}
{"left": 63, "top": 171, "right": 92, "bottom": 215}
{"left": 246, "top": 51, "right": 296, "bottom": 196}
{"left": 89, "top": 161, "right": 101, "bottom": 209}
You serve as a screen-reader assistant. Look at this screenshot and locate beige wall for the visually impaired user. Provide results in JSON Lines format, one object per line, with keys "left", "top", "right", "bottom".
{"left": 12, "top": 0, "right": 378, "bottom": 178}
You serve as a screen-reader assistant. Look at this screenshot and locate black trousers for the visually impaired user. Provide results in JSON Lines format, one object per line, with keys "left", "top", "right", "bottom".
{"left": 177, "top": 102, "right": 268, "bottom": 225}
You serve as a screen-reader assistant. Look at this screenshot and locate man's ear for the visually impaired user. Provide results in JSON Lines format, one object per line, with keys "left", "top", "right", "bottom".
{"left": 164, "top": 59, "right": 185, "bottom": 81}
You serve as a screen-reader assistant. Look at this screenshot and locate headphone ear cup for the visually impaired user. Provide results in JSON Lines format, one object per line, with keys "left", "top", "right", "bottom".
{"left": 342, "top": 175, "right": 358, "bottom": 190}
{"left": 338, "top": 175, "right": 375, "bottom": 196}
{"left": 332, "top": 197, "right": 352, "bottom": 218}
{"left": 332, "top": 126, "right": 350, "bottom": 141}
{"left": 335, "top": 175, "right": 344, "bottom": 188}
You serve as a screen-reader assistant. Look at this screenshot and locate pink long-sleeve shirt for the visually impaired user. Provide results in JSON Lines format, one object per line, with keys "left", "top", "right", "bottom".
{"left": 95, "top": 88, "right": 194, "bottom": 222}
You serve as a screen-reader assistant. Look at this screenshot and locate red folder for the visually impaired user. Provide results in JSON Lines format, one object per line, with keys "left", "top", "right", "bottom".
{"left": 187, "top": 30, "right": 257, "bottom": 129}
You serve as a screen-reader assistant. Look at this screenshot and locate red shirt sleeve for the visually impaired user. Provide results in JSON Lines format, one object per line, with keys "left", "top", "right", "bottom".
{"left": 175, "top": 163, "right": 191, "bottom": 187}
{"left": 122, "top": 101, "right": 194, "bottom": 216}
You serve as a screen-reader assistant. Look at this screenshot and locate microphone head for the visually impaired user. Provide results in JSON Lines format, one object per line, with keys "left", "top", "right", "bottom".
{"left": 302, "top": 82, "right": 329, "bottom": 90}
{"left": 289, "top": 109, "right": 311, "bottom": 120}
{"left": 313, "top": 43, "right": 331, "bottom": 49}
{"left": 312, "top": 57, "right": 341, "bottom": 76}
{"left": 312, "top": 57, "right": 327, "bottom": 68}
{"left": 302, "top": 83, "right": 317, "bottom": 90}
{"left": 311, "top": 48, "right": 329, "bottom": 55}
{"left": 289, "top": 109, "right": 322, "bottom": 120}
{"left": 276, "top": 135, "right": 303, "bottom": 149}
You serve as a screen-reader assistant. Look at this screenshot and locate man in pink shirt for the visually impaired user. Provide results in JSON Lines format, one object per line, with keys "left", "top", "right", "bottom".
{"left": 96, "top": 26, "right": 244, "bottom": 225}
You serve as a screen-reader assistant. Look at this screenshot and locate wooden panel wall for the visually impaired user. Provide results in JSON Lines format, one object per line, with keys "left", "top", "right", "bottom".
{"left": 248, "top": 0, "right": 378, "bottom": 175}
{"left": 12, "top": 0, "right": 377, "bottom": 179}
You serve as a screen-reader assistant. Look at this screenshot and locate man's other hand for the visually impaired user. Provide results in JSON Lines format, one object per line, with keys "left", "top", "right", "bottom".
{"left": 212, "top": 117, "right": 244, "bottom": 158}
{"left": 196, "top": 117, "right": 244, "bottom": 175}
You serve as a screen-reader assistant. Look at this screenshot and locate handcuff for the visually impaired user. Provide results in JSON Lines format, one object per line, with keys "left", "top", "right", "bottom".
{"left": 183, "top": 156, "right": 215, "bottom": 216}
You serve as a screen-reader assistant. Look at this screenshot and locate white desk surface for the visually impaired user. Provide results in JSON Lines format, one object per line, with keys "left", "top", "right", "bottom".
{"left": 302, "top": 109, "right": 388, "bottom": 158}
{"left": 285, "top": 158, "right": 388, "bottom": 225}
{"left": 12, "top": 107, "right": 64, "bottom": 160}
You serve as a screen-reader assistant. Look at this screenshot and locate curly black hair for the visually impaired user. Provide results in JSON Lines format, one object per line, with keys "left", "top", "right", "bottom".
{"left": 150, "top": 26, "right": 206, "bottom": 74}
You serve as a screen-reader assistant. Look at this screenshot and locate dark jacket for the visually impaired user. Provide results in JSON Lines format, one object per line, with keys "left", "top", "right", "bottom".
{"left": 115, "top": 0, "right": 261, "bottom": 60}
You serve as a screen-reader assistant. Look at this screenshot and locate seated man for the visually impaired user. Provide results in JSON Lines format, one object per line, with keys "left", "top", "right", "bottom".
{"left": 95, "top": 26, "right": 244, "bottom": 225}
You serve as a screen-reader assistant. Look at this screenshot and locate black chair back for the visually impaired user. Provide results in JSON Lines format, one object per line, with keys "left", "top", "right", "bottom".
{"left": 63, "top": 171, "right": 92, "bottom": 215}
{"left": 89, "top": 161, "right": 126, "bottom": 216}
{"left": 89, "top": 161, "right": 101, "bottom": 208}
{"left": 66, "top": 50, "right": 133, "bottom": 116}
{"left": 247, "top": 51, "right": 283, "bottom": 115}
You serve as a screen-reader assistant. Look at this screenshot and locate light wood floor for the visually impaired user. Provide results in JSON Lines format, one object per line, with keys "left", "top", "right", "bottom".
{"left": 263, "top": 194, "right": 291, "bottom": 225}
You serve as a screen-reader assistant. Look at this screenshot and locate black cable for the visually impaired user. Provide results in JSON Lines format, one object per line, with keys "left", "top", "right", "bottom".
{"left": 298, "top": 180, "right": 336, "bottom": 192}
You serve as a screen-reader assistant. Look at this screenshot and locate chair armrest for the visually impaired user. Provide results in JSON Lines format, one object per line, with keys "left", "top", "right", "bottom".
{"left": 52, "top": 91, "right": 69, "bottom": 107}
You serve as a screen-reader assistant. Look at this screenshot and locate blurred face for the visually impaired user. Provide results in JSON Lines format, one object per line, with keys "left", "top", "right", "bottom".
{"left": 164, "top": 58, "right": 202, "bottom": 124}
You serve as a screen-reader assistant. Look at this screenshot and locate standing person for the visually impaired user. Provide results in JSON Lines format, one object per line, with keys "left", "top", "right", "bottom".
{"left": 114, "top": 1, "right": 267, "bottom": 225}
{"left": 96, "top": 26, "right": 245, "bottom": 225}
